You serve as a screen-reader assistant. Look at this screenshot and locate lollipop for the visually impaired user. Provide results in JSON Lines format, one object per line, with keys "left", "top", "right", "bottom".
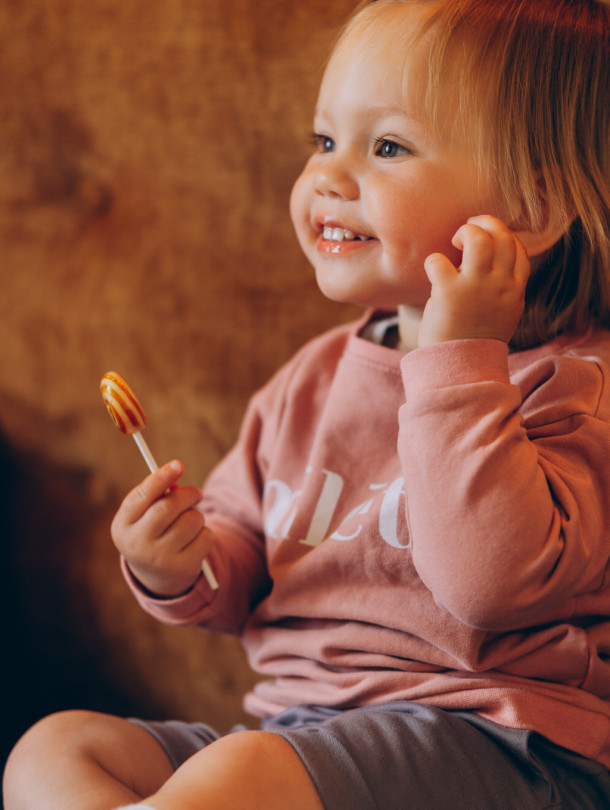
{"left": 100, "top": 371, "right": 218, "bottom": 590}
{"left": 100, "top": 372, "right": 157, "bottom": 471}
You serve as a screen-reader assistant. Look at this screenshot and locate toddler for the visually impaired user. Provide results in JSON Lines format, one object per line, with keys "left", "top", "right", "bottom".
{"left": 4, "top": 0, "right": 610, "bottom": 808}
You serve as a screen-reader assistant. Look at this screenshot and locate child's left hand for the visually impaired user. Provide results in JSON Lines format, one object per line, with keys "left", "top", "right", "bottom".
{"left": 418, "top": 215, "right": 530, "bottom": 346}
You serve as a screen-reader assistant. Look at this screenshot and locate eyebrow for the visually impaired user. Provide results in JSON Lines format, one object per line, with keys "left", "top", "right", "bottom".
{"left": 315, "top": 105, "right": 415, "bottom": 118}
{"left": 314, "top": 105, "right": 427, "bottom": 137}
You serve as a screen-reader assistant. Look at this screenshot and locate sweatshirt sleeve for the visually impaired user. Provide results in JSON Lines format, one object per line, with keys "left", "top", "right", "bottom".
{"left": 399, "top": 338, "right": 610, "bottom": 631}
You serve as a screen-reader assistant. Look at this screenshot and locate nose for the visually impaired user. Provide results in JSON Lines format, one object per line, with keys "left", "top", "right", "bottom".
{"left": 313, "top": 155, "right": 359, "bottom": 201}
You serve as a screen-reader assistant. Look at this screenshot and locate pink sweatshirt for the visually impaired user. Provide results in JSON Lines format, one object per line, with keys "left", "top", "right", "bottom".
{"left": 124, "top": 311, "right": 610, "bottom": 767}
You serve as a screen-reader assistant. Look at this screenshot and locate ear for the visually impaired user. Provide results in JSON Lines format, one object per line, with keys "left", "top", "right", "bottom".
{"left": 513, "top": 217, "right": 573, "bottom": 259}
{"left": 508, "top": 176, "right": 574, "bottom": 258}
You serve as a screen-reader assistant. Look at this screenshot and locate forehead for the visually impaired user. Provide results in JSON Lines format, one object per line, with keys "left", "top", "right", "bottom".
{"left": 333, "top": 4, "right": 431, "bottom": 66}
{"left": 319, "top": 6, "right": 425, "bottom": 107}
{"left": 322, "top": 2, "right": 493, "bottom": 147}
{"left": 324, "top": 3, "right": 455, "bottom": 117}
{"left": 319, "top": 4, "right": 463, "bottom": 130}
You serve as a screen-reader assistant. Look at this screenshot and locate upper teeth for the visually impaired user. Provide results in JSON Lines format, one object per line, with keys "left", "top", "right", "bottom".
{"left": 323, "top": 226, "right": 367, "bottom": 242}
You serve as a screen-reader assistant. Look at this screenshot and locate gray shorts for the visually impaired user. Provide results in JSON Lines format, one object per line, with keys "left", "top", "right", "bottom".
{"left": 130, "top": 702, "right": 610, "bottom": 810}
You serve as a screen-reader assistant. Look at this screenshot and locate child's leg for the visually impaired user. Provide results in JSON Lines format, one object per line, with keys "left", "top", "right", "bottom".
{"left": 3, "top": 710, "right": 175, "bottom": 810}
{"left": 137, "top": 730, "right": 324, "bottom": 810}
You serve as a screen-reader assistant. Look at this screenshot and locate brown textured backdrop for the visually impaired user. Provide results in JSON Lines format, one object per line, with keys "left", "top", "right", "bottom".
{"left": 0, "top": 0, "right": 360, "bottom": 771}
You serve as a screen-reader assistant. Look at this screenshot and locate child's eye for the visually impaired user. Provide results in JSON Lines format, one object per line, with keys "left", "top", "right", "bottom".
{"left": 310, "top": 133, "right": 335, "bottom": 153}
{"left": 374, "top": 138, "right": 411, "bottom": 158}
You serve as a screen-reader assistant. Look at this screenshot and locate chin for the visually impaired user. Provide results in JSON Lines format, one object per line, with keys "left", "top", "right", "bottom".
{"left": 314, "top": 279, "right": 364, "bottom": 307}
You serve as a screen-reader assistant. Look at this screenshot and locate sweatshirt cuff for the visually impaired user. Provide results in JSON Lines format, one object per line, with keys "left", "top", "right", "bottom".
{"left": 401, "top": 339, "right": 510, "bottom": 395}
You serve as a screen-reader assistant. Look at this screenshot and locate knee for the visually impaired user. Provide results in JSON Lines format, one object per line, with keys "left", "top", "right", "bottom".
{"left": 8, "top": 709, "right": 97, "bottom": 758}
{"left": 179, "top": 729, "right": 290, "bottom": 776}
{"left": 156, "top": 730, "right": 324, "bottom": 810}
{"left": 3, "top": 710, "right": 101, "bottom": 802}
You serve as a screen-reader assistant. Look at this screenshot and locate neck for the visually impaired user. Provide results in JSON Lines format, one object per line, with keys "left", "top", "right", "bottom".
{"left": 396, "top": 305, "right": 423, "bottom": 352}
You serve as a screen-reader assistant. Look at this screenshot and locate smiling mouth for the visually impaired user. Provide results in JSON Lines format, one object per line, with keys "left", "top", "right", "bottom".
{"left": 317, "top": 225, "right": 376, "bottom": 256}
{"left": 322, "top": 225, "right": 373, "bottom": 242}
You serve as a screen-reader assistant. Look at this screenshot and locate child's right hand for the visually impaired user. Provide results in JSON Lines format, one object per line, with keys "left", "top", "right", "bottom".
{"left": 419, "top": 215, "right": 530, "bottom": 347}
{"left": 111, "top": 459, "right": 215, "bottom": 598}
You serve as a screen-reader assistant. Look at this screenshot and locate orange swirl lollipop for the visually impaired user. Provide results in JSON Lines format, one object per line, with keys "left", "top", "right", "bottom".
{"left": 100, "top": 371, "right": 218, "bottom": 590}
{"left": 100, "top": 372, "right": 157, "bottom": 471}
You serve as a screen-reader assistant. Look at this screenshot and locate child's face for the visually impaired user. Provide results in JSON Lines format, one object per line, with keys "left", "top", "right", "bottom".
{"left": 290, "top": 9, "right": 508, "bottom": 312}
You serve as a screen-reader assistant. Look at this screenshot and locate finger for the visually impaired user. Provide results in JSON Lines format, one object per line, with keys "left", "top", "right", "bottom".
{"left": 513, "top": 235, "right": 531, "bottom": 287}
{"left": 121, "top": 460, "right": 186, "bottom": 524}
{"left": 466, "top": 215, "right": 518, "bottom": 275}
{"left": 467, "top": 216, "right": 531, "bottom": 287}
{"left": 147, "top": 515, "right": 213, "bottom": 593}
{"left": 176, "top": 519, "right": 215, "bottom": 563}
{"left": 424, "top": 252, "right": 458, "bottom": 284}
{"left": 465, "top": 214, "right": 509, "bottom": 233}
{"left": 143, "top": 485, "right": 204, "bottom": 539}
{"left": 159, "top": 505, "right": 207, "bottom": 552}
{"left": 454, "top": 222, "right": 495, "bottom": 276}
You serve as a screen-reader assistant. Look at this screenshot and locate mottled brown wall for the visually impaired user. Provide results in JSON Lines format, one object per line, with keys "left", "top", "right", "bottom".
{"left": 0, "top": 0, "right": 360, "bottom": 768}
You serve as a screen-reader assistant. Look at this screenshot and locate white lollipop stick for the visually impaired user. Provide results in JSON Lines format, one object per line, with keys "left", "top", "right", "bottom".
{"left": 132, "top": 430, "right": 158, "bottom": 474}
{"left": 100, "top": 371, "right": 219, "bottom": 590}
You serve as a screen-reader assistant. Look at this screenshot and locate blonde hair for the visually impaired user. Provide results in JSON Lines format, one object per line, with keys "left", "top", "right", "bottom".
{"left": 342, "top": 0, "right": 610, "bottom": 348}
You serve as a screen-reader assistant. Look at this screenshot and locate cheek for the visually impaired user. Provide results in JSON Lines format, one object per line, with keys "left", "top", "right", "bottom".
{"left": 371, "top": 187, "right": 468, "bottom": 268}
{"left": 367, "top": 180, "right": 423, "bottom": 237}
{"left": 367, "top": 189, "right": 430, "bottom": 264}
{"left": 289, "top": 172, "right": 311, "bottom": 242}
